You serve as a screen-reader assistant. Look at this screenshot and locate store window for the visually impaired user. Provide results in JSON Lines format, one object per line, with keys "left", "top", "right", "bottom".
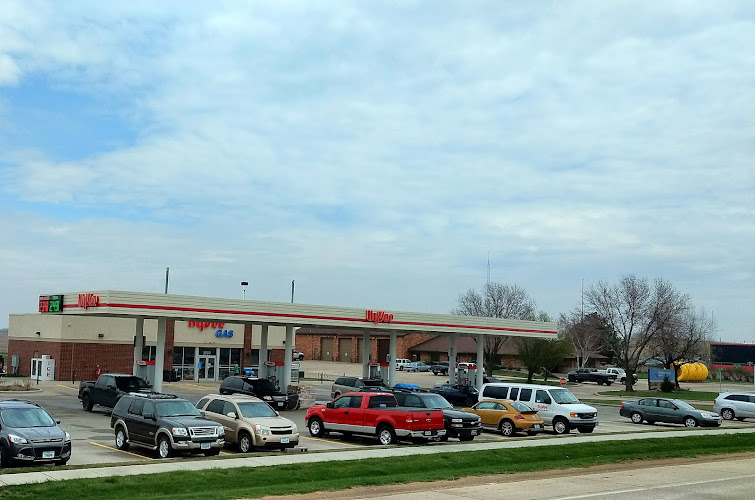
{"left": 219, "top": 348, "right": 243, "bottom": 380}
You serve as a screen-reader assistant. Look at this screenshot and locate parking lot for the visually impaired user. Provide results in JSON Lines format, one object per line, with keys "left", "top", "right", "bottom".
{"left": 3, "top": 362, "right": 755, "bottom": 467}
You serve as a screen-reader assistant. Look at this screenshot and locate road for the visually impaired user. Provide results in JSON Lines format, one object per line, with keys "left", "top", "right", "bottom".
{"left": 5, "top": 375, "right": 755, "bottom": 467}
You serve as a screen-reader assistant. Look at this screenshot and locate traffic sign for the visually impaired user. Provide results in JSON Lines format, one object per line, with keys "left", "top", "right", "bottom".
{"left": 559, "top": 377, "right": 567, "bottom": 386}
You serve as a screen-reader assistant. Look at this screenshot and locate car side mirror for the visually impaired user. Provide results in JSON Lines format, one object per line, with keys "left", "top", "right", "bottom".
{"left": 143, "top": 411, "right": 155, "bottom": 420}
{"left": 326, "top": 402, "right": 334, "bottom": 409}
{"left": 56, "top": 420, "right": 61, "bottom": 424}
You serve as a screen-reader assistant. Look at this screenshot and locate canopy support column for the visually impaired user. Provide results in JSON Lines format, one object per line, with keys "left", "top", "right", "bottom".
{"left": 362, "top": 332, "right": 371, "bottom": 378}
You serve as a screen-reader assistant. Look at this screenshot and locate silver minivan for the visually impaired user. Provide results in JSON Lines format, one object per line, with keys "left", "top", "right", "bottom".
{"left": 713, "top": 392, "right": 755, "bottom": 421}
{"left": 479, "top": 382, "right": 598, "bottom": 435}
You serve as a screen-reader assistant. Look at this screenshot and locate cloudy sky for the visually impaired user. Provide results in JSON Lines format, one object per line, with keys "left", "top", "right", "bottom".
{"left": 0, "top": 2, "right": 752, "bottom": 341}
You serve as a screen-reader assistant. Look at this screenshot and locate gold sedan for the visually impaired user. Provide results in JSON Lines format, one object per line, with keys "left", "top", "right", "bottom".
{"left": 463, "top": 399, "right": 544, "bottom": 437}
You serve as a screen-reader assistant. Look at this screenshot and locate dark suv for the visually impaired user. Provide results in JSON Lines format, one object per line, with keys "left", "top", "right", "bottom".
{"left": 0, "top": 400, "right": 72, "bottom": 467}
{"left": 392, "top": 390, "right": 482, "bottom": 441}
{"left": 330, "top": 377, "right": 390, "bottom": 399}
{"left": 110, "top": 394, "right": 225, "bottom": 459}
{"left": 219, "top": 376, "right": 297, "bottom": 410}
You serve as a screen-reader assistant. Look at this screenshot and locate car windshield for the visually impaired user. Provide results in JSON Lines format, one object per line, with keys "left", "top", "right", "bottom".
{"left": 254, "top": 379, "right": 278, "bottom": 393}
{"left": 116, "top": 377, "right": 152, "bottom": 391}
{"left": 549, "top": 389, "right": 581, "bottom": 404}
{"left": 237, "top": 401, "right": 278, "bottom": 418}
{"left": 673, "top": 400, "right": 695, "bottom": 410}
{"left": 156, "top": 400, "right": 202, "bottom": 417}
{"left": 511, "top": 401, "right": 535, "bottom": 413}
{"left": 423, "top": 394, "right": 453, "bottom": 409}
{"left": 1, "top": 408, "right": 56, "bottom": 427}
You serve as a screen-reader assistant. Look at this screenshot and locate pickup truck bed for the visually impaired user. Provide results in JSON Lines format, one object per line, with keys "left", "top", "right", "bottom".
{"left": 79, "top": 373, "right": 155, "bottom": 411}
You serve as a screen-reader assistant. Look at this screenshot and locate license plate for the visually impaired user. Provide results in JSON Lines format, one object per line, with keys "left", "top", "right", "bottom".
{"left": 280, "top": 437, "right": 289, "bottom": 444}
{"left": 424, "top": 430, "right": 432, "bottom": 436}
{"left": 471, "top": 430, "right": 478, "bottom": 435}
{"left": 277, "top": 402, "right": 284, "bottom": 407}
{"left": 42, "top": 451, "right": 55, "bottom": 459}
{"left": 533, "top": 424, "right": 542, "bottom": 429}
{"left": 200, "top": 442, "right": 211, "bottom": 450}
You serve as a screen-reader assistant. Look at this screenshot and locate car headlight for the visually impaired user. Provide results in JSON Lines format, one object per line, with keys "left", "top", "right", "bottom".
{"left": 254, "top": 424, "right": 271, "bottom": 435}
{"left": 263, "top": 396, "right": 272, "bottom": 401}
{"left": 291, "top": 423, "right": 298, "bottom": 434}
{"left": 171, "top": 427, "right": 188, "bottom": 437}
{"left": 217, "top": 426, "right": 225, "bottom": 437}
{"left": 65, "top": 432, "right": 71, "bottom": 442}
{"left": 8, "top": 434, "right": 28, "bottom": 444}
{"left": 700, "top": 413, "right": 713, "bottom": 418}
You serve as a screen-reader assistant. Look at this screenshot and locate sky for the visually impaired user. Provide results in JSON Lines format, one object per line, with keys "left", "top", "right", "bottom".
{"left": 0, "top": 1, "right": 753, "bottom": 341}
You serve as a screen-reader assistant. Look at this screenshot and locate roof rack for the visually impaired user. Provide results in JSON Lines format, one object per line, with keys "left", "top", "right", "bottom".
{"left": 128, "top": 392, "right": 178, "bottom": 399}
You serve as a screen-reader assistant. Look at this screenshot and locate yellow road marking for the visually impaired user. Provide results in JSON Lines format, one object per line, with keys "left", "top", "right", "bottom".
{"left": 300, "top": 436, "right": 363, "bottom": 447}
{"left": 56, "top": 384, "right": 78, "bottom": 391}
{"left": 90, "top": 441, "right": 153, "bottom": 460}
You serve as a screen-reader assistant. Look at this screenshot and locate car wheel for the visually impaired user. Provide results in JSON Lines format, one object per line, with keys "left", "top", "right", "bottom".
{"left": 721, "top": 408, "right": 735, "bottom": 420}
{"left": 499, "top": 419, "right": 515, "bottom": 437}
{"left": 630, "top": 412, "right": 643, "bottom": 424}
{"left": 684, "top": 416, "right": 698, "bottom": 428}
{"left": 606, "top": 381, "right": 612, "bottom": 386}
{"left": 0, "top": 444, "right": 13, "bottom": 468}
{"left": 597, "top": 380, "right": 604, "bottom": 385}
{"left": 157, "top": 435, "right": 174, "bottom": 458}
{"left": 82, "top": 394, "right": 93, "bottom": 411}
{"left": 238, "top": 431, "right": 253, "bottom": 453}
{"left": 377, "top": 424, "right": 396, "bottom": 445}
{"left": 578, "top": 426, "right": 595, "bottom": 434}
{"left": 115, "top": 426, "right": 130, "bottom": 451}
{"left": 552, "top": 418, "right": 570, "bottom": 435}
{"left": 308, "top": 417, "right": 326, "bottom": 437}
{"left": 465, "top": 397, "right": 475, "bottom": 407}
{"left": 437, "top": 434, "right": 449, "bottom": 442}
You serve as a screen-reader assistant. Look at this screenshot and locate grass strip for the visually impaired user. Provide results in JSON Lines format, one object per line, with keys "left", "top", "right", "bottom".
{"left": 1, "top": 433, "right": 755, "bottom": 500}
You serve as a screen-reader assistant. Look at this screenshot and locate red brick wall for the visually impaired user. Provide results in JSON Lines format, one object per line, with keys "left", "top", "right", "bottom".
{"left": 163, "top": 320, "right": 175, "bottom": 371}
{"left": 294, "top": 332, "right": 437, "bottom": 363}
{"left": 8, "top": 339, "right": 133, "bottom": 381}
{"left": 243, "top": 324, "right": 253, "bottom": 365}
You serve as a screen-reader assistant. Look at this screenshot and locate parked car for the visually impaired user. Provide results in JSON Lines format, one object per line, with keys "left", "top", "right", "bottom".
{"left": 431, "top": 362, "right": 449, "bottom": 376}
{"left": 392, "top": 389, "right": 482, "bottom": 441}
{"left": 196, "top": 394, "right": 299, "bottom": 452}
{"left": 330, "top": 376, "right": 390, "bottom": 399}
{"left": 219, "top": 376, "right": 297, "bottom": 410}
{"left": 430, "top": 383, "right": 479, "bottom": 407}
{"left": 395, "top": 359, "right": 412, "bottom": 371}
{"left": 79, "top": 373, "right": 155, "bottom": 411}
{"left": 713, "top": 392, "right": 755, "bottom": 421}
{"left": 110, "top": 393, "right": 225, "bottom": 458}
{"left": 566, "top": 368, "right": 616, "bottom": 385}
{"left": 619, "top": 397, "right": 722, "bottom": 427}
{"left": 404, "top": 361, "right": 431, "bottom": 373}
{"left": 463, "top": 399, "right": 545, "bottom": 436}
{"left": 0, "top": 400, "right": 72, "bottom": 467}
{"left": 292, "top": 349, "right": 305, "bottom": 361}
{"left": 457, "top": 362, "right": 477, "bottom": 371}
{"left": 305, "top": 392, "right": 446, "bottom": 444}
{"left": 480, "top": 382, "right": 598, "bottom": 435}
{"left": 599, "top": 367, "right": 637, "bottom": 385}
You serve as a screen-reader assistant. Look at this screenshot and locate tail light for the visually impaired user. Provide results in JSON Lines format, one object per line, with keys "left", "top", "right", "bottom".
{"left": 620, "top": 403, "right": 624, "bottom": 409}
{"left": 514, "top": 415, "right": 525, "bottom": 420}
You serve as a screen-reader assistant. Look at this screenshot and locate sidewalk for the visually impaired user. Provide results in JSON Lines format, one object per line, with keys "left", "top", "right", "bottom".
{"left": 2, "top": 426, "right": 754, "bottom": 486}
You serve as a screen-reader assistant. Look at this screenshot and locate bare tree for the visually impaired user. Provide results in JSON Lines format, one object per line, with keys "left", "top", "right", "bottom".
{"left": 516, "top": 333, "right": 574, "bottom": 383}
{"left": 559, "top": 311, "right": 607, "bottom": 368}
{"left": 651, "top": 306, "right": 716, "bottom": 387}
{"left": 585, "top": 275, "right": 683, "bottom": 392}
{"left": 452, "top": 282, "right": 536, "bottom": 375}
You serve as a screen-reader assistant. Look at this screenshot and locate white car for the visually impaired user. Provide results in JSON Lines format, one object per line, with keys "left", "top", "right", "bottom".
{"left": 395, "top": 358, "right": 412, "bottom": 370}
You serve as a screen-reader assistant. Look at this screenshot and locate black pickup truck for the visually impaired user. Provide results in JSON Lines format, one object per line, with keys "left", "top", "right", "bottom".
{"left": 79, "top": 373, "right": 155, "bottom": 411}
{"left": 391, "top": 389, "right": 482, "bottom": 441}
{"left": 566, "top": 368, "right": 617, "bottom": 386}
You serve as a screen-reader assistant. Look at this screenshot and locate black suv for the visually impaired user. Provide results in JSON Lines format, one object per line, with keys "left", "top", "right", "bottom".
{"left": 392, "top": 390, "right": 482, "bottom": 441}
{"left": 219, "top": 376, "right": 298, "bottom": 410}
{"left": 110, "top": 394, "right": 225, "bottom": 459}
{"left": 0, "top": 400, "right": 72, "bottom": 467}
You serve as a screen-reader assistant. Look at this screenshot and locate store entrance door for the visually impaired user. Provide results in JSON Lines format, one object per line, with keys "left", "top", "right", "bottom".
{"left": 197, "top": 355, "right": 217, "bottom": 381}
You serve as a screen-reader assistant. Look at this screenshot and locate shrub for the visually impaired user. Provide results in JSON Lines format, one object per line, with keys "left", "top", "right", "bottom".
{"left": 660, "top": 375, "right": 675, "bottom": 393}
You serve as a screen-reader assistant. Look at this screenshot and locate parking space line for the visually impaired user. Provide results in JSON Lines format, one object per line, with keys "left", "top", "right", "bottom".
{"left": 90, "top": 441, "right": 154, "bottom": 460}
{"left": 300, "top": 436, "right": 363, "bottom": 447}
{"left": 56, "top": 384, "right": 79, "bottom": 391}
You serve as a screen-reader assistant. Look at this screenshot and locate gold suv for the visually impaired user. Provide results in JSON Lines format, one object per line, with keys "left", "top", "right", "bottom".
{"left": 196, "top": 394, "right": 299, "bottom": 452}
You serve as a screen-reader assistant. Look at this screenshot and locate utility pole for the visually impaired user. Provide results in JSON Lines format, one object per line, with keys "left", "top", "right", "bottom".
{"left": 165, "top": 267, "right": 169, "bottom": 294}
{"left": 291, "top": 280, "right": 295, "bottom": 303}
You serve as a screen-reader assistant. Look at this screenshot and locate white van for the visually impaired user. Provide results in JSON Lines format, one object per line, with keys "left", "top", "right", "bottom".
{"left": 479, "top": 382, "right": 598, "bottom": 435}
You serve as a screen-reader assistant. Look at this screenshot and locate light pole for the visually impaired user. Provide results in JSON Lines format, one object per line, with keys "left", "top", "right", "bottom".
{"left": 291, "top": 280, "right": 295, "bottom": 303}
{"left": 241, "top": 281, "right": 248, "bottom": 300}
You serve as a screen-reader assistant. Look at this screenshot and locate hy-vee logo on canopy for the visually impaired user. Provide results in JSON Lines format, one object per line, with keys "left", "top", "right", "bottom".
{"left": 365, "top": 310, "right": 394, "bottom": 324}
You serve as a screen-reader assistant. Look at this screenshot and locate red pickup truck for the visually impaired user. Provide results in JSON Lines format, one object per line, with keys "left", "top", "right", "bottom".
{"left": 305, "top": 392, "right": 446, "bottom": 445}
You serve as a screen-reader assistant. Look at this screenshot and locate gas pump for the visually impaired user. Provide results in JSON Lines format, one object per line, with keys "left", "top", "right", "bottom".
{"left": 368, "top": 363, "right": 380, "bottom": 380}
{"left": 457, "top": 367, "right": 477, "bottom": 387}
{"left": 261, "top": 361, "right": 285, "bottom": 388}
